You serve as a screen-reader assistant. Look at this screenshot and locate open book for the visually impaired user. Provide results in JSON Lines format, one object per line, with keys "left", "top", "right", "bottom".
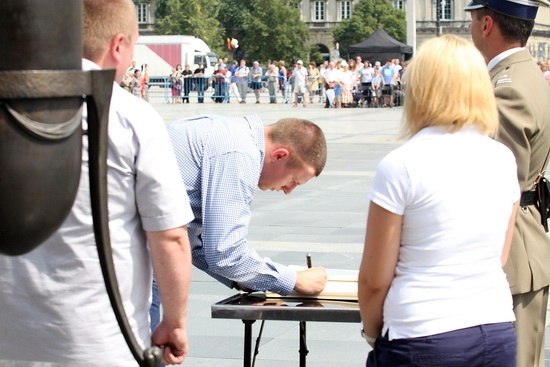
{"left": 266, "top": 266, "right": 359, "bottom": 301}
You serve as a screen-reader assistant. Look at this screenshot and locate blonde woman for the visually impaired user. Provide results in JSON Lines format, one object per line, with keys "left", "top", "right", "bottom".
{"left": 339, "top": 60, "right": 353, "bottom": 107}
{"left": 359, "top": 35, "right": 519, "bottom": 366}
{"left": 308, "top": 61, "right": 320, "bottom": 103}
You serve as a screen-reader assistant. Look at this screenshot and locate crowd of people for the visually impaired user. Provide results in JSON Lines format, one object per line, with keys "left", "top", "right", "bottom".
{"left": 151, "top": 56, "right": 407, "bottom": 107}
{"left": 121, "top": 60, "right": 150, "bottom": 102}
{"left": 2, "top": 0, "right": 550, "bottom": 367}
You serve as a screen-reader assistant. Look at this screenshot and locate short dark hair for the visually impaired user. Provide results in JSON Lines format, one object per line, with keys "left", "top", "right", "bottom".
{"left": 475, "top": 7, "right": 534, "bottom": 46}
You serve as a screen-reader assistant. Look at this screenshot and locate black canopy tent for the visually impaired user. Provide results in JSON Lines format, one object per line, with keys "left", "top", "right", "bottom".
{"left": 348, "top": 28, "right": 413, "bottom": 64}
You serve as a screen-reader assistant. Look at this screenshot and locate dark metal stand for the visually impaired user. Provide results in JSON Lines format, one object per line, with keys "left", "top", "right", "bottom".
{"left": 243, "top": 320, "right": 255, "bottom": 367}
{"left": 0, "top": 2, "right": 160, "bottom": 365}
{"left": 86, "top": 71, "right": 162, "bottom": 367}
{"left": 0, "top": 69, "right": 161, "bottom": 367}
{"left": 299, "top": 321, "right": 309, "bottom": 367}
{"left": 212, "top": 294, "right": 360, "bottom": 367}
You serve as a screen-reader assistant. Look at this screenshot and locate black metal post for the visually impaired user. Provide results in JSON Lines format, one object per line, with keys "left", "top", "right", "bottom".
{"left": 243, "top": 320, "right": 255, "bottom": 367}
{"left": 299, "top": 321, "right": 309, "bottom": 367}
{"left": 0, "top": 0, "right": 83, "bottom": 253}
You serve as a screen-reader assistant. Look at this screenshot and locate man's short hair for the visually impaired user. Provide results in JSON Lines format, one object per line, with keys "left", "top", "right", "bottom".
{"left": 474, "top": 7, "right": 534, "bottom": 47}
{"left": 268, "top": 118, "right": 327, "bottom": 176}
{"left": 83, "top": 0, "right": 136, "bottom": 61}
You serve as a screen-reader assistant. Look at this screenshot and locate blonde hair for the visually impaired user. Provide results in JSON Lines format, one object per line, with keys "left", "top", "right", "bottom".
{"left": 402, "top": 35, "right": 498, "bottom": 138}
{"left": 83, "top": 0, "right": 137, "bottom": 61}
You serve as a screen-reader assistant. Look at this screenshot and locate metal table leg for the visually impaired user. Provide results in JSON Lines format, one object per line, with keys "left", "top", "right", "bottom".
{"left": 299, "top": 321, "right": 309, "bottom": 367}
{"left": 243, "top": 320, "right": 255, "bottom": 367}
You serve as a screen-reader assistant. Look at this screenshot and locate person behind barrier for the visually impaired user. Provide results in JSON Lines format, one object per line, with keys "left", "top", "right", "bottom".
{"left": 370, "top": 67, "right": 382, "bottom": 107}
{"left": 266, "top": 63, "right": 279, "bottom": 104}
{"left": 307, "top": 61, "right": 320, "bottom": 104}
{"left": 193, "top": 61, "right": 206, "bottom": 104}
{"left": 278, "top": 60, "right": 288, "bottom": 103}
{"left": 235, "top": 59, "right": 250, "bottom": 104}
{"left": 292, "top": 60, "right": 308, "bottom": 107}
{"left": 323, "top": 61, "right": 339, "bottom": 108}
{"left": 359, "top": 35, "right": 519, "bottom": 367}
{"left": 250, "top": 60, "right": 263, "bottom": 104}
{"left": 0, "top": 0, "right": 194, "bottom": 366}
{"left": 380, "top": 59, "right": 397, "bottom": 107}
{"left": 360, "top": 60, "right": 374, "bottom": 106}
{"left": 212, "top": 63, "right": 227, "bottom": 104}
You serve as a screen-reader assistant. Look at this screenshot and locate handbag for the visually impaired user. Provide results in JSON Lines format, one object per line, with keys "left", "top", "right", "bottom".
{"left": 533, "top": 147, "right": 550, "bottom": 232}
{"left": 536, "top": 176, "right": 550, "bottom": 232}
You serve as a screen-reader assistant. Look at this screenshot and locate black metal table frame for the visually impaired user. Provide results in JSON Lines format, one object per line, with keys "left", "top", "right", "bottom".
{"left": 211, "top": 293, "right": 361, "bottom": 367}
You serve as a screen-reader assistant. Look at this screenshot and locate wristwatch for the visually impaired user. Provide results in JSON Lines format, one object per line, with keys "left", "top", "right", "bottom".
{"left": 361, "top": 329, "right": 378, "bottom": 344}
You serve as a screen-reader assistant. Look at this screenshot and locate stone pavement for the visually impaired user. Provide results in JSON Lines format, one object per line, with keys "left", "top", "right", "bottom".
{"left": 150, "top": 95, "right": 550, "bottom": 367}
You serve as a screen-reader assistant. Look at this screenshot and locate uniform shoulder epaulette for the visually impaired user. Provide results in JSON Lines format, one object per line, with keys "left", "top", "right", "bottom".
{"left": 495, "top": 73, "right": 512, "bottom": 86}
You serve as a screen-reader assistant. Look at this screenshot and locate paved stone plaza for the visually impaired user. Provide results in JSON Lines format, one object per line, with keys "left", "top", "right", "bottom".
{"left": 151, "top": 98, "right": 550, "bottom": 367}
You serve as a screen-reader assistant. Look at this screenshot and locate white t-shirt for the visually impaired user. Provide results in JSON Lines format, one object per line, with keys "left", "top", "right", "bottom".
{"left": 0, "top": 59, "right": 193, "bottom": 366}
{"left": 324, "top": 68, "right": 341, "bottom": 83}
{"left": 360, "top": 66, "right": 374, "bottom": 83}
{"left": 370, "top": 126, "right": 519, "bottom": 340}
{"left": 292, "top": 66, "right": 308, "bottom": 86}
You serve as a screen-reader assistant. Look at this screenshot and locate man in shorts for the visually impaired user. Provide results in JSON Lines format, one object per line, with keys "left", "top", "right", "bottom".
{"left": 380, "top": 59, "right": 398, "bottom": 107}
{"left": 292, "top": 60, "right": 308, "bottom": 107}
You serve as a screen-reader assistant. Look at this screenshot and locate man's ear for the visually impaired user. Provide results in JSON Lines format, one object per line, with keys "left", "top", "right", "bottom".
{"left": 271, "top": 147, "right": 290, "bottom": 161}
{"left": 482, "top": 15, "right": 494, "bottom": 38}
{"left": 109, "top": 33, "right": 127, "bottom": 64}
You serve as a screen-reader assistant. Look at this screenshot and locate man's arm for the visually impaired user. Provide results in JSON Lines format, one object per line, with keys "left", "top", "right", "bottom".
{"left": 494, "top": 85, "right": 535, "bottom": 188}
{"left": 200, "top": 148, "right": 298, "bottom": 295}
{"left": 148, "top": 226, "right": 192, "bottom": 366}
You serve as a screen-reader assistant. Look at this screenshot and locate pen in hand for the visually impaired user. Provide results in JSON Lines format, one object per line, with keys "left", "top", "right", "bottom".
{"left": 306, "top": 253, "right": 312, "bottom": 268}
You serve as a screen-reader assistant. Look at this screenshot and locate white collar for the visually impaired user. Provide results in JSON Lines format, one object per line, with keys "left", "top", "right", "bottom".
{"left": 487, "top": 47, "right": 523, "bottom": 71}
{"left": 82, "top": 58, "right": 101, "bottom": 71}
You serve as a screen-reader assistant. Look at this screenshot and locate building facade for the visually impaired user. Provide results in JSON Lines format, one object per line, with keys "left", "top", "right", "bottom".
{"left": 134, "top": 1, "right": 155, "bottom": 35}
{"left": 134, "top": 0, "right": 550, "bottom": 62}
{"left": 302, "top": 0, "right": 550, "bottom": 61}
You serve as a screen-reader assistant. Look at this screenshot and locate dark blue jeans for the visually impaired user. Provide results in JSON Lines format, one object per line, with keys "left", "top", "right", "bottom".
{"left": 367, "top": 322, "right": 516, "bottom": 367}
{"left": 149, "top": 277, "right": 164, "bottom": 367}
{"left": 150, "top": 277, "right": 161, "bottom": 332}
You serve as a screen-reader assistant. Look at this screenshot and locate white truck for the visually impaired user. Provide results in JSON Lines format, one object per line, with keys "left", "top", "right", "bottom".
{"left": 133, "top": 35, "right": 218, "bottom": 77}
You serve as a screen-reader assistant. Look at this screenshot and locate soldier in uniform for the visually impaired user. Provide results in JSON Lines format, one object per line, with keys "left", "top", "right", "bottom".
{"left": 466, "top": 1, "right": 550, "bottom": 366}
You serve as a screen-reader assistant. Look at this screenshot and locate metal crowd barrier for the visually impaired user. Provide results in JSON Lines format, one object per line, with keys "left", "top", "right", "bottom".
{"left": 140, "top": 75, "right": 329, "bottom": 104}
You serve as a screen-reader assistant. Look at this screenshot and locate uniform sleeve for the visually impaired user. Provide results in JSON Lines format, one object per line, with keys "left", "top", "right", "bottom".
{"left": 494, "top": 84, "right": 534, "bottom": 190}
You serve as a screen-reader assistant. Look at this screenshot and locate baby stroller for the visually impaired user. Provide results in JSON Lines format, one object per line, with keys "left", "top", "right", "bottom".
{"left": 351, "top": 91, "right": 363, "bottom": 108}
{"left": 370, "top": 88, "right": 383, "bottom": 108}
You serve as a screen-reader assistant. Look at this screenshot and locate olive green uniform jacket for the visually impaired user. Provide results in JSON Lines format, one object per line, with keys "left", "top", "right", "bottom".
{"left": 491, "top": 49, "right": 550, "bottom": 294}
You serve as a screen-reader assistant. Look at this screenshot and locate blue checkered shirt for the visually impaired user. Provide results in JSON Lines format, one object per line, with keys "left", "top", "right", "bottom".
{"left": 168, "top": 114, "right": 297, "bottom": 295}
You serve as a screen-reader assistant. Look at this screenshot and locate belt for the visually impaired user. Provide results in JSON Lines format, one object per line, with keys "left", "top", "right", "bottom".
{"left": 520, "top": 190, "right": 537, "bottom": 206}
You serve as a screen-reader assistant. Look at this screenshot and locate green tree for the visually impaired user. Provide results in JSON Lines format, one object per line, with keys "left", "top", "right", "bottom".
{"left": 150, "top": 0, "right": 169, "bottom": 19}
{"left": 216, "top": 0, "right": 253, "bottom": 59}
{"left": 152, "top": 0, "right": 224, "bottom": 54}
{"left": 242, "top": 0, "right": 310, "bottom": 64}
{"left": 218, "top": 0, "right": 252, "bottom": 40}
{"left": 309, "top": 44, "right": 324, "bottom": 66}
{"left": 332, "top": 0, "right": 406, "bottom": 59}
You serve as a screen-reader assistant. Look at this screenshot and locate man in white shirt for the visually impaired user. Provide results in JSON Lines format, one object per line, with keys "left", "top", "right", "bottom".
{"left": 0, "top": 1, "right": 194, "bottom": 366}
{"left": 292, "top": 60, "right": 308, "bottom": 107}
